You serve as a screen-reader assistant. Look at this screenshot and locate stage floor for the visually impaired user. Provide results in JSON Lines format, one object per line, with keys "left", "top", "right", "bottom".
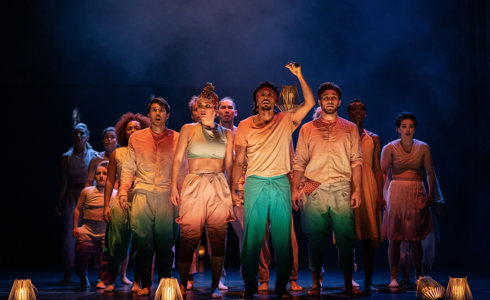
{"left": 1, "top": 267, "right": 488, "bottom": 299}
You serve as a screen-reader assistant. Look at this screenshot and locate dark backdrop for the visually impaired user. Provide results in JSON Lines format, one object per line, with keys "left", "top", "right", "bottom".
{"left": 4, "top": 0, "right": 489, "bottom": 275}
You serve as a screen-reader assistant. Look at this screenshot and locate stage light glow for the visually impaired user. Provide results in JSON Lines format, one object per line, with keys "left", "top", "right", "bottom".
{"left": 8, "top": 279, "right": 37, "bottom": 300}
{"left": 416, "top": 276, "right": 444, "bottom": 299}
{"left": 445, "top": 277, "right": 473, "bottom": 300}
{"left": 154, "top": 277, "right": 183, "bottom": 300}
{"left": 277, "top": 85, "right": 299, "bottom": 112}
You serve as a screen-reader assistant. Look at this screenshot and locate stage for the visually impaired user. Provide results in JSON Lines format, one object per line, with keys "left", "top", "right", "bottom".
{"left": 2, "top": 267, "right": 488, "bottom": 299}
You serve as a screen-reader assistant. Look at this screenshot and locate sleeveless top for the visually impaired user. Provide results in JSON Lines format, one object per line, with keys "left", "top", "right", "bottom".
{"left": 387, "top": 139, "right": 427, "bottom": 180}
{"left": 361, "top": 130, "right": 374, "bottom": 169}
{"left": 187, "top": 123, "right": 227, "bottom": 159}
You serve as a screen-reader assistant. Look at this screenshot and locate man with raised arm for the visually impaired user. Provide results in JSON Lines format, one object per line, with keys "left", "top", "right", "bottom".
{"left": 231, "top": 63, "right": 315, "bottom": 298}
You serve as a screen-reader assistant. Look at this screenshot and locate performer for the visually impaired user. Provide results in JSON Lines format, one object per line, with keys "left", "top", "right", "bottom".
{"left": 231, "top": 62, "right": 315, "bottom": 298}
{"left": 347, "top": 99, "right": 384, "bottom": 292}
{"left": 398, "top": 171, "right": 444, "bottom": 284}
{"left": 291, "top": 82, "right": 363, "bottom": 296}
{"left": 102, "top": 112, "right": 150, "bottom": 293}
{"left": 171, "top": 83, "right": 234, "bottom": 298}
{"left": 118, "top": 97, "right": 186, "bottom": 296}
{"left": 73, "top": 162, "right": 116, "bottom": 288}
{"left": 381, "top": 112, "right": 434, "bottom": 287}
{"left": 185, "top": 95, "right": 229, "bottom": 292}
{"left": 86, "top": 127, "right": 118, "bottom": 187}
{"left": 57, "top": 123, "right": 99, "bottom": 283}
{"left": 257, "top": 142, "right": 303, "bottom": 293}
{"left": 189, "top": 95, "right": 200, "bottom": 122}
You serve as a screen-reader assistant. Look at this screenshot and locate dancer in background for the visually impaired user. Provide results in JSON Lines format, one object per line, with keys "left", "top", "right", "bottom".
{"left": 73, "top": 162, "right": 116, "bottom": 288}
{"left": 171, "top": 83, "right": 234, "bottom": 298}
{"left": 86, "top": 127, "right": 118, "bottom": 187}
{"left": 57, "top": 123, "right": 99, "bottom": 283}
{"left": 398, "top": 171, "right": 444, "bottom": 284}
{"left": 381, "top": 112, "right": 434, "bottom": 287}
{"left": 347, "top": 99, "right": 383, "bottom": 292}
{"left": 103, "top": 112, "right": 150, "bottom": 293}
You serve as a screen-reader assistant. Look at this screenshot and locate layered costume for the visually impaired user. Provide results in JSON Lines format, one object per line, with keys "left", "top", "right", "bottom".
{"left": 353, "top": 130, "right": 382, "bottom": 241}
{"left": 381, "top": 139, "right": 433, "bottom": 241}
{"left": 75, "top": 186, "right": 116, "bottom": 283}
{"left": 293, "top": 117, "right": 362, "bottom": 273}
{"left": 104, "top": 147, "right": 133, "bottom": 276}
{"left": 235, "top": 112, "right": 297, "bottom": 295}
{"left": 177, "top": 123, "right": 234, "bottom": 264}
{"left": 60, "top": 145, "right": 98, "bottom": 273}
{"left": 119, "top": 128, "right": 185, "bottom": 288}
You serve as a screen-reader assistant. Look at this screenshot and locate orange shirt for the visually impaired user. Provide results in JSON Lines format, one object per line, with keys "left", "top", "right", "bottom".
{"left": 119, "top": 128, "right": 187, "bottom": 195}
{"left": 293, "top": 117, "right": 362, "bottom": 183}
{"left": 235, "top": 112, "right": 298, "bottom": 177}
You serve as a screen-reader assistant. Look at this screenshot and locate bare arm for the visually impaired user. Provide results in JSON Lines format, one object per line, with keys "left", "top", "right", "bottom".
{"left": 103, "top": 150, "right": 117, "bottom": 223}
{"left": 351, "top": 165, "right": 362, "bottom": 208}
{"left": 56, "top": 155, "right": 69, "bottom": 216}
{"left": 380, "top": 144, "right": 392, "bottom": 176}
{"left": 372, "top": 134, "right": 384, "bottom": 210}
{"left": 291, "top": 170, "right": 305, "bottom": 211}
{"left": 231, "top": 144, "right": 247, "bottom": 206}
{"left": 291, "top": 126, "right": 309, "bottom": 210}
{"left": 224, "top": 129, "right": 234, "bottom": 186}
{"left": 72, "top": 189, "right": 86, "bottom": 238}
{"left": 285, "top": 63, "right": 316, "bottom": 124}
{"left": 423, "top": 145, "right": 435, "bottom": 206}
{"left": 170, "top": 125, "right": 191, "bottom": 206}
{"left": 118, "top": 140, "right": 137, "bottom": 210}
{"left": 85, "top": 158, "right": 97, "bottom": 187}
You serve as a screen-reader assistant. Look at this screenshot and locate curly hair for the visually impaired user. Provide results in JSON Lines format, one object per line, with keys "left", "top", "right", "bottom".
{"left": 199, "top": 82, "right": 219, "bottom": 109}
{"left": 115, "top": 112, "right": 151, "bottom": 147}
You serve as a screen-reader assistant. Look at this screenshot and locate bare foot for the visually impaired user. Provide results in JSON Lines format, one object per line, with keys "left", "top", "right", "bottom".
{"left": 186, "top": 279, "right": 194, "bottom": 290}
{"left": 131, "top": 282, "right": 141, "bottom": 293}
{"left": 278, "top": 291, "right": 293, "bottom": 298}
{"left": 218, "top": 278, "right": 228, "bottom": 290}
{"left": 258, "top": 282, "right": 268, "bottom": 292}
{"left": 352, "top": 279, "right": 360, "bottom": 287}
{"left": 95, "top": 281, "right": 106, "bottom": 289}
{"left": 389, "top": 279, "right": 400, "bottom": 287}
{"left": 137, "top": 287, "right": 151, "bottom": 296}
{"left": 104, "top": 284, "right": 115, "bottom": 292}
{"left": 306, "top": 286, "right": 320, "bottom": 296}
{"left": 343, "top": 286, "right": 363, "bottom": 296}
{"left": 121, "top": 276, "right": 132, "bottom": 285}
{"left": 289, "top": 280, "right": 303, "bottom": 291}
{"left": 211, "top": 287, "right": 223, "bottom": 298}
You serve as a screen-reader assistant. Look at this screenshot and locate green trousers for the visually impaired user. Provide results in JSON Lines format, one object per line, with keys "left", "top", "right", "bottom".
{"left": 130, "top": 189, "right": 178, "bottom": 288}
{"left": 104, "top": 197, "right": 132, "bottom": 275}
{"left": 301, "top": 180, "right": 355, "bottom": 272}
{"left": 241, "top": 174, "right": 293, "bottom": 294}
